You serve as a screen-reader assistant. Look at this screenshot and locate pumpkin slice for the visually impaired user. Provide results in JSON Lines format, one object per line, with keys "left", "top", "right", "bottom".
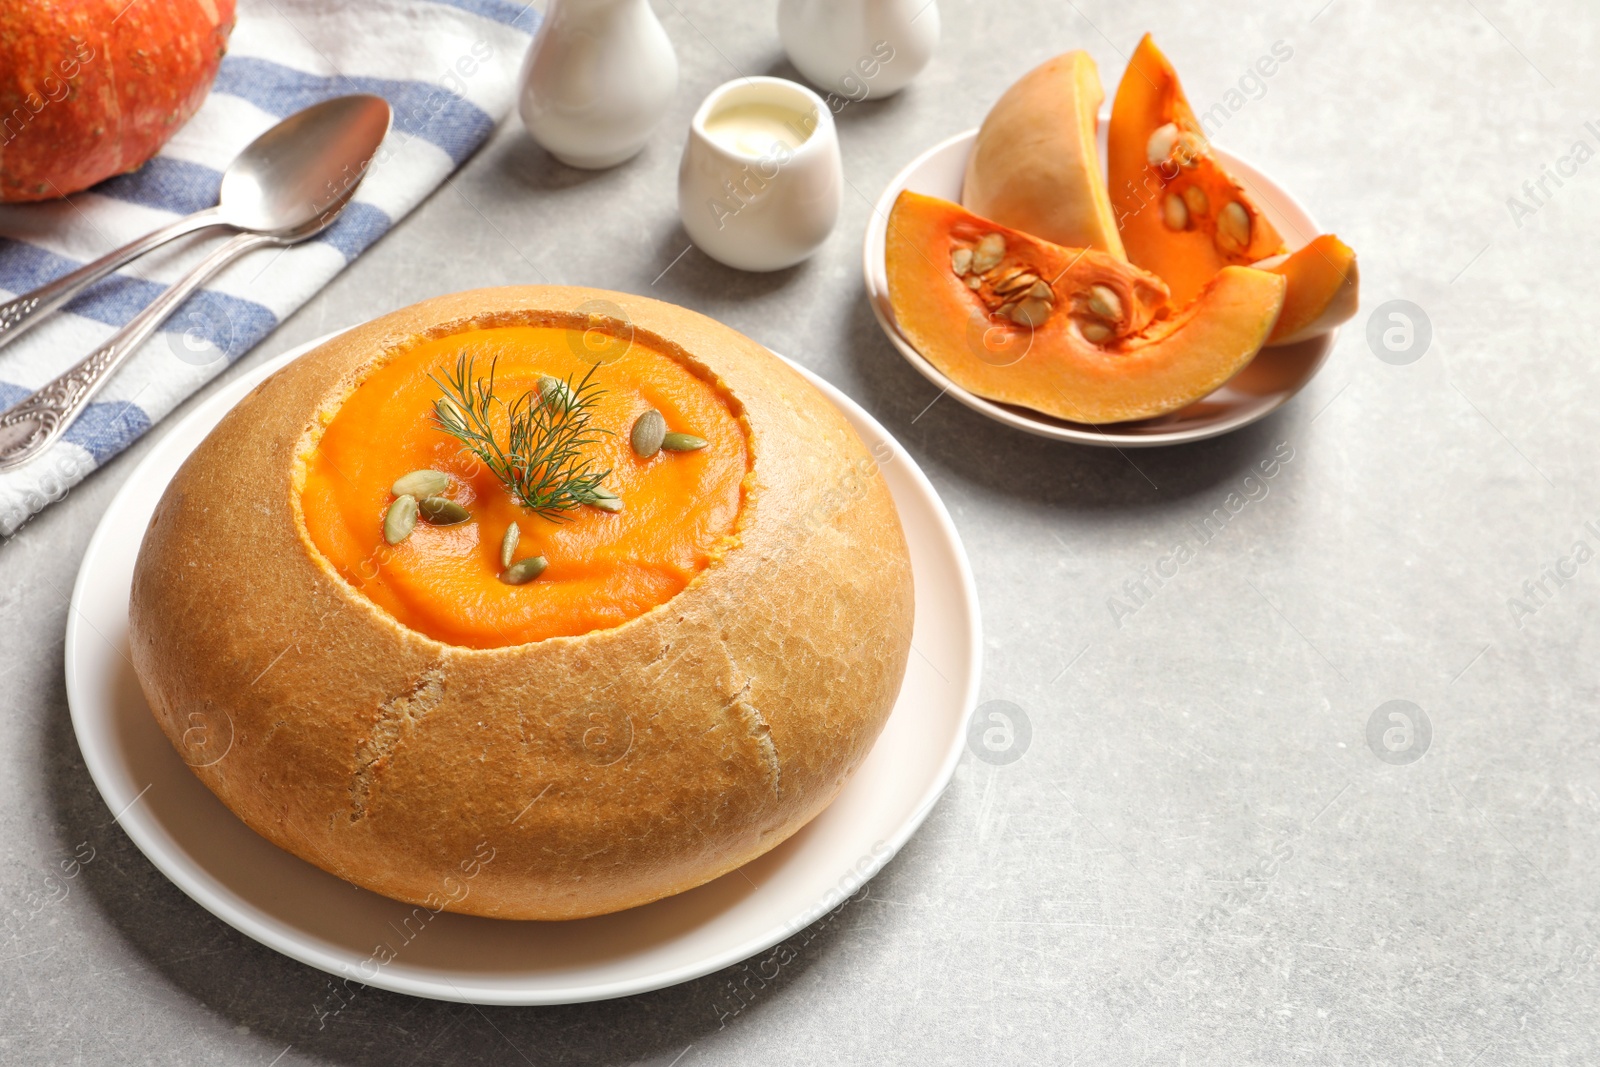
{"left": 962, "top": 51, "right": 1125, "bottom": 257}
{"left": 1258, "top": 234, "right": 1360, "bottom": 346}
{"left": 886, "top": 191, "right": 1286, "bottom": 425}
{"left": 1108, "top": 34, "right": 1287, "bottom": 306}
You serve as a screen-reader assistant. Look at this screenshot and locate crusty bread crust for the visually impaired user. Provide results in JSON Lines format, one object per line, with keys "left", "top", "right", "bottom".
{"left": 128, "top": 286, "right": 914, "bottom": 920}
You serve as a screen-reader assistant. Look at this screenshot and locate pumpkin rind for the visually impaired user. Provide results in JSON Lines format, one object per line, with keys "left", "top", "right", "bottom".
{"left": 962, "top": 51, "right": 1125, "bottom": 257}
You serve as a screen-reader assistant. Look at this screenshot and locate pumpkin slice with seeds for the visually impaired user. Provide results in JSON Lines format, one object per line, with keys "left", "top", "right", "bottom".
{"left": 886, "top": 191, "right": 1286, "bottom": 424}
{"left": 1107, "top": 34, "right": 1289, "bottom": 306}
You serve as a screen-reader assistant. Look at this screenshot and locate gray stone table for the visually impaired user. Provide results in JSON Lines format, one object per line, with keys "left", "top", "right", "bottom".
{"left": 4, "top": 0, "right": 1598, "bottom": 1063}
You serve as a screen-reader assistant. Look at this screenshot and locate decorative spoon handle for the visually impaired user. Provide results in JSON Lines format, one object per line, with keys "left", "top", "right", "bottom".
{"left": 0, "top": 208, "right": 225, "bottom": 354}
{"left": 0, "top": 229, "right": 272, "bottom": 473}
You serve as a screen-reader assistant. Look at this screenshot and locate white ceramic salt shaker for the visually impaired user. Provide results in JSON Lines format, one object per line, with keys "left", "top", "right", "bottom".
{"left": 777, "top": 0, "right": 939, "bottom": 101}
{"left": 517, "top": 0, "right": 679, "bottom": 169}
{"left": 678, "top": 77, "right": 842, "bottom": 272}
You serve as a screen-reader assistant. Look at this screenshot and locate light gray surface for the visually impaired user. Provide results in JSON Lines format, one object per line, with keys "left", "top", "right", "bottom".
{"left": 4, "top": 1, "right": 1599, "bottom": 1063}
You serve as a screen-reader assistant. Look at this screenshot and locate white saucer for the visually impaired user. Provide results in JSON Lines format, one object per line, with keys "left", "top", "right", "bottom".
{"left": 862, "top": 128, "right": 1337, "bottom": 447}
{"left": 64, "top": 332, "right": 980, "bottom": 1005}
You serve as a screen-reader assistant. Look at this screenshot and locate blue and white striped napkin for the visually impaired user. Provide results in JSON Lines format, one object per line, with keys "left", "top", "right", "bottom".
{"left": 0, "top": 0, "right": 539, "bottom": 535}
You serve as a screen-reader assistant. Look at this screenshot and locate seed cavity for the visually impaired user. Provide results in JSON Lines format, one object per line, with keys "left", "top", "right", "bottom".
{"left": 661, "top": 431, "right": 707, "bottom": 452}
{"left": 383, "top": 495, "right": 418, "bottom": 545}
{"left": 391, "top": 469, "right": 449, "bottom": 498}
{"left": 418, "top": 496, "right": 470, "bottom": 525}
{"left": 500, "top": 522, "right": 520, "bottom": 569}
{"left": 955, "top": 237, "right": 1064, "bottom": 326}
{"left": 1216, "top": 201, "right": 1251, "bottom": 254}
{"left": 1162, "top": 192, "right": 1189, "bottom": 231}
{"left": 630, "top": 409, "right": 666, "bottom": 457}
{"left": 500, "top": 556, "right": 548, "bottom": 585}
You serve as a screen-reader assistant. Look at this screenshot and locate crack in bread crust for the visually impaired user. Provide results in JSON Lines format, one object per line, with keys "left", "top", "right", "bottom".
{"left": 727, "top": 676, "right": 781, "bottom": 796}
{"left": 349, "top": 665, "right": 445, "bottom": 822}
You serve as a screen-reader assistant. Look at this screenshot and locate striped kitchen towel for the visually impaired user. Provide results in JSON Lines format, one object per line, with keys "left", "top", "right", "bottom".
{"left": 0, "top": 0, "right": 539, "bottom": 535}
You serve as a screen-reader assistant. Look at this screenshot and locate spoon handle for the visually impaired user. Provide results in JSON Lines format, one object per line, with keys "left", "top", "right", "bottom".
{"left": 0, "top": 208, "right": 226, "bottom": 355}
{"left": 0, "top": 229, "right": 275, "bottom": 473}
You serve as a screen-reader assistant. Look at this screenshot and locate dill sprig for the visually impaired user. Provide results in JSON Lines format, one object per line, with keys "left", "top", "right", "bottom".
{"left": 429, "top": 354, "right": 612, "bottom": 521}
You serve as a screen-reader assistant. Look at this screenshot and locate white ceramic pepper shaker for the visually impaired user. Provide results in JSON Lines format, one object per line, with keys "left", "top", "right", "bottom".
{"left": 517, "top": 0, "right": 679, "bottom": 169}
{"left": 777, "top": 0, "right": 939, "bottom": 101}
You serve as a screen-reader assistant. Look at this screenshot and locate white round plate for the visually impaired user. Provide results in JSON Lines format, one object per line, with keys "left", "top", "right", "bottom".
{"left": 863, "top": 127, "right": 1337, "bottom": 447}
{"left": 65, "top": 332, "right": 979, "bottom": 1005}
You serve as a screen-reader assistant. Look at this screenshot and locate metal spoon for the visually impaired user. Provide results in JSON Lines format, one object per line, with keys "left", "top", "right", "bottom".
{"left": 0, "top": 139, "right": 381, "bottom": 472}
{"left": 0, "top": 94, "right": 392, "bottom": 352}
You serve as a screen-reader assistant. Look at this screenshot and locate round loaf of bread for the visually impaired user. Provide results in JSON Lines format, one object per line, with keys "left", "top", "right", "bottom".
{"left": 128, "top": 286, "right": 913, "bottom": 920}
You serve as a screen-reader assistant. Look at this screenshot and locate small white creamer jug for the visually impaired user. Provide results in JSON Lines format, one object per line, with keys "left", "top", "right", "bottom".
{"left": 678, "top": 77, "right": 842, "bottom": 271}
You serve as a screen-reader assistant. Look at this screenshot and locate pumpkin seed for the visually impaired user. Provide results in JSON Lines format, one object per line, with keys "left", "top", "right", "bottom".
{"left": 1146, "top": 123, "right": 1179, "bottom": 167}
{"left": 434, "top": 397, "right": 465, "bottom": 431}
{"left": 965, "top": 274, "right": 983, "bottom": 290}
{"left": 1009, "top": 297, "right": 1052, "bottom": 328}
{"left": 581, "top": 487, "right": 624, "bottom": 512}
{"left": 418, "top": 496, "right": 470, "bottom": 525}
{"left": 383, "top": 495, "right": 418, "bottom": 545}
{"left": 1079, "top": 320, "right": 1113, "bottom": 344}
{"left": 1175, "top": 130, "right": 1208, "bottom": 168}
{"left": 1027, "top": 280, "right": 1054, "bottom": 301}
{"left": 500, "top": 522, "right": 520, "bottom": 569}
{"left": 950, "top": 247, "right": 973, "bottom": 275}
{"left": 661, "top": 431, "right": 707, "bottom": 452}
{"left": 1087, "top": 284, "right": 1123, "bottom": 322}
{"left": 995, "top": 271, "right": 1041, "bottom": 295}
{"left": 538, "top": 375, "right": 572, "bottom": 409}
{"left": 630, "top": 409, "right": 667, "bottom": 457}
{"left": 1162, "top": 192, "right": 1189, "bottom": 231}
{"left": 994, "top": 301, "right": 1017, "bottom": 320}
{"left": 500, "top": 556, "right": 548, "bottom": 585}
{"left": 1182, "top": 185, "right": 1209, "bottom": 217}
{"left": 971, "top": 233, "right": 1006, "bottom": 273}
{"left": 391, "top": 469, "right": 449, "bottom": 498}
{"left": 1216, "top": 202, "right": 1251, "bottom": 253}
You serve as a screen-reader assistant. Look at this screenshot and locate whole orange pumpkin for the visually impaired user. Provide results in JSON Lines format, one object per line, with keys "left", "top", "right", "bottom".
{"left": 0, "top": 0, "right": 236, "bottom": 202}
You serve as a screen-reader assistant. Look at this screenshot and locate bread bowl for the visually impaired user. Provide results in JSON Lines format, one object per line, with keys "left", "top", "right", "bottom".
{"left": 128, "top": 286, "right": 914, "bottom": 920}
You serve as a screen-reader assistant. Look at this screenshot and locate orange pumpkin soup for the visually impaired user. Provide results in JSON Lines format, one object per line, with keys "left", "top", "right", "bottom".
{"left": 298, "top": 326, "right": 749, "bottom": 648}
